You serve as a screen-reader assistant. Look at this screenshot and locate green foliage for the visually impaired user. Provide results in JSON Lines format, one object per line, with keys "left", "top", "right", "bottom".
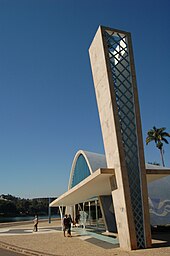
{"left": 146, "top": 126, "right": 170, "bottom": 147}
{"left": 146, "top": 126, "right": 170, "bottom": 166}
{"left": 0, "top": 194, "right": 57, "bottom": 217}
{"left": 0, "top": 200, "right": 17, "bottom": 215}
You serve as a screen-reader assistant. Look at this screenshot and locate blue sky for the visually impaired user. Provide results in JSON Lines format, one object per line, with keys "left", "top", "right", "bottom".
{"left": 0, "top": 0, "right": 170, "bottom": 199}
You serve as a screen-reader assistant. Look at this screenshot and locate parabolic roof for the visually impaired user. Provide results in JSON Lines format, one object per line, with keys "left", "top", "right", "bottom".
{"left": 50, "top": 150, "right": 170, "bottom": 207}
{"left": 71, "top": 150, "right": 170, "bottom": 174}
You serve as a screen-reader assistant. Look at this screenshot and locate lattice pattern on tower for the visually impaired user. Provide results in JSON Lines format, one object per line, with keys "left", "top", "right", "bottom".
{"left": 104, "top": 30, "right": 145, "bottom": 248}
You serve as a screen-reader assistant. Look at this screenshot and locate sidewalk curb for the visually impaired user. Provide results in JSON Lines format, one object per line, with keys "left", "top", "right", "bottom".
{"left": 0, "top": 241, "right": 61, "bottom": 256}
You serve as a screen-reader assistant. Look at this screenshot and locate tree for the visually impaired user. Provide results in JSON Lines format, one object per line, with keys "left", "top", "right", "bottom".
{"left": 146, "top": 126, "right": 170, "bottom": 166}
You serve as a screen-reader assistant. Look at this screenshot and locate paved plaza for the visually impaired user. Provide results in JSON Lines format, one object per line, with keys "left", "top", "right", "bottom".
{"left": 0, "top": 220, "right": 170, "bottom": 256}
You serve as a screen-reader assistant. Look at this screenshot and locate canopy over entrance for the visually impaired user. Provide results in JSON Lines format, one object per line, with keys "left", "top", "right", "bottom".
{"left": 146, "top": 168, "right": 170, "bottom": 182}
{"left": 50, "top": 168, "right": 115, "bottom": 207}
{"left": 50, "top": 167, "right": 170, "bottom": 207}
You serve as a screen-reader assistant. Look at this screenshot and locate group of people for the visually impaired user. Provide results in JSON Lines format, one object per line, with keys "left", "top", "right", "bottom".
{"left": 63, "top": 214, "right": 73, "bottom": 237}
{"left": 33, "top": 213, "right": 74, "bottom": 236}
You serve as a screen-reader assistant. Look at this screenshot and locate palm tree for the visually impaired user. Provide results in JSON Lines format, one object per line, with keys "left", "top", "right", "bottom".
{"left": 146, "top": 126, "right": 170, "bottom": 167}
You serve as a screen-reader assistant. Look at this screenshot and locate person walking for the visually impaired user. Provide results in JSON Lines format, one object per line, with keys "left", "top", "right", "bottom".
{"left": 63, "top": 214, "right": 68, "bottom": 237}
{"left": 33, "top": 215, "right": 38, "bottom": 232}
{"left": 67, "top": 214, "right": 73, "bottom": 237}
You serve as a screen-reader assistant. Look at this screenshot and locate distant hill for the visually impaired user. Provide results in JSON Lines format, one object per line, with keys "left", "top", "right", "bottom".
{"left": 0, "top": 194, "right": 58, "bottom": 217}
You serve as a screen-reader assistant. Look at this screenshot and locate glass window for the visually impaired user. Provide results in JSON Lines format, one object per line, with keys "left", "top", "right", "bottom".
{"left": 71, "top": 154, "right": 90, "bottom": 188}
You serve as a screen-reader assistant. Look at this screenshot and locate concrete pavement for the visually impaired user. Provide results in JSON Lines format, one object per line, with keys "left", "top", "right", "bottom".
{"left": 0, "top": 248, "right": 26, "bottom": 256}
{"left": 0, "top": 220, "right": 170, "bottom": 256}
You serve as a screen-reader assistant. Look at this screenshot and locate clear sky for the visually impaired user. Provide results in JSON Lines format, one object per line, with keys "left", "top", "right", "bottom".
{"left": 0, "top": 0, "right": 170, "bottom": 199}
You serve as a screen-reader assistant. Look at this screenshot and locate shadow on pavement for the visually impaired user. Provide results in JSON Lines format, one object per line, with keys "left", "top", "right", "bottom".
{"left": 85, "top": 237, "right": 119, "bottom": 249}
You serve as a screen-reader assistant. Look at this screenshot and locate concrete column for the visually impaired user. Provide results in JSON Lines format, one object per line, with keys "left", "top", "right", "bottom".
{"left": 89, "top": 26, "right": 151, "bottom": 250}
{"left": 95, "top": 200, "right": 98, "bottom": 228}
{"left": 88, "top": 201, "right": 91, "bottom": 225}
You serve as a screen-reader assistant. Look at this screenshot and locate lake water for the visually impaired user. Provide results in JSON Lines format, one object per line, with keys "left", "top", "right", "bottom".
{"left": 0, "top": 215, "right": 60, "bottom": 223}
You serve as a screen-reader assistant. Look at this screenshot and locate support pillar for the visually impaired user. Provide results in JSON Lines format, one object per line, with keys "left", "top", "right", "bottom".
{"left": 89, "top": 26, "right": 151, "bottom": 250}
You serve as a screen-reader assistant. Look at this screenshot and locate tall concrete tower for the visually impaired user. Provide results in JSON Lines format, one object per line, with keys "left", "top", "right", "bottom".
{"left": 89, "top": 26, "right": 151, "bottom": 250}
